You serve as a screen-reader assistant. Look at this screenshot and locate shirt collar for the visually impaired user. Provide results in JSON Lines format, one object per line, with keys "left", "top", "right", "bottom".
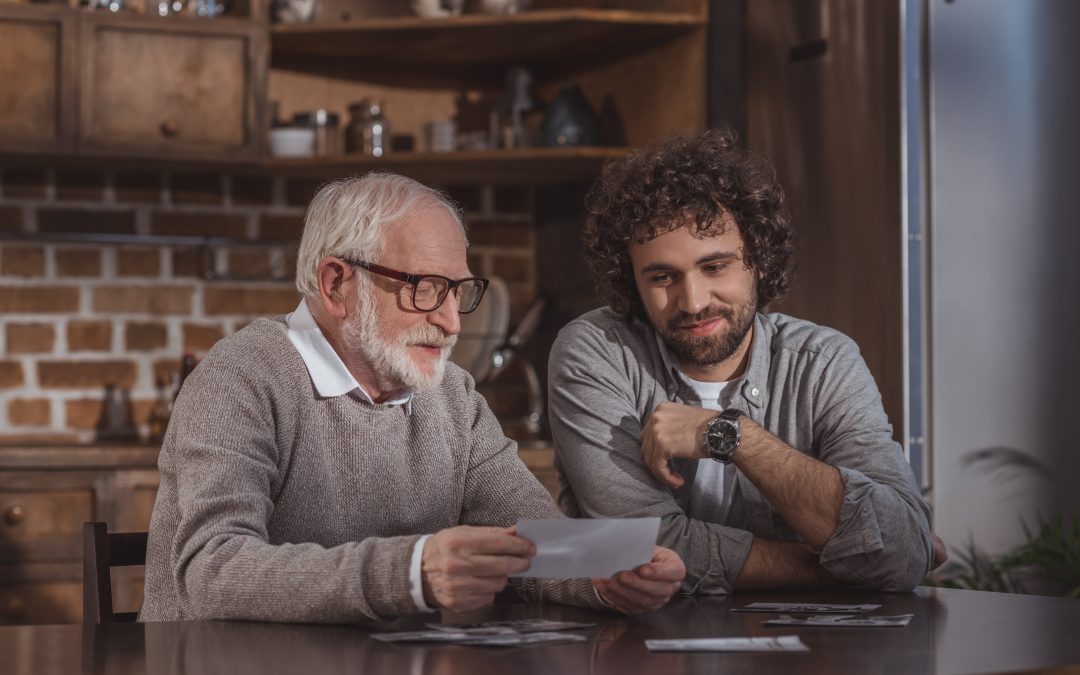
{"left": 286, "top": 300, "right": 413, "bottom": 411}
{"left": 651, "top": 313, "right": 770, "bottom": 411}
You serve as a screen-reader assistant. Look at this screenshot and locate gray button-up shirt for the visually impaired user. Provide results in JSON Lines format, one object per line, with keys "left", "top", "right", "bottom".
{"left": 549, "top": 308, "right": 933, "bottom": 593}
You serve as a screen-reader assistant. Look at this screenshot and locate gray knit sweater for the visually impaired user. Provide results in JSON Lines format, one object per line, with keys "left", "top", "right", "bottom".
{"left": 139, "top": 316, "right": 601, "bottom": 623}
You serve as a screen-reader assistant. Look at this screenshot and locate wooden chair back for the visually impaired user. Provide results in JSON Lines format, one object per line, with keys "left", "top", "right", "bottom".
{"left": 82, "top": 522, "right": 148, "bottom": 623}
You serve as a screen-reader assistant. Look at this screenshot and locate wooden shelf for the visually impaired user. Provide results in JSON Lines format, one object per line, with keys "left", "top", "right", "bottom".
{"left": 270, "top": 9, "right": 705, "bottom": 88}
{"left": 3, "top": 146, "right": 625, "bottom": 184}
{"left": 263, "top": 146, "right": 627, "bottom": 185}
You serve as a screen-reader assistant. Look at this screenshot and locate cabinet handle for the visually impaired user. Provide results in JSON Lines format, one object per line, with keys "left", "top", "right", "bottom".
{"left": 160, "top": 120, "right": 180, "bottom": 138}
{"left": 2, "top": 597, "right": 26, "bottom": 618}
{"left": 3, "top": 505, "right": 24, "bottom": 526}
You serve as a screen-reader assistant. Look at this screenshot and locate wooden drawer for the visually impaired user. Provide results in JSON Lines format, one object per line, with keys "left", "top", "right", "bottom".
{"left": 0, "top": 445, "right": 160, "bottom": 624}
{"left": 0, "top": 580, "right": 81, "bottom": 625}
{"left": 78, "top": 13, "right": 266, "bottom": 161}
{"left": 0, "top": 562, "right": 146, "bottom": 625}
{"left": 0, "top": 489, "right": 93, "bottom": 544}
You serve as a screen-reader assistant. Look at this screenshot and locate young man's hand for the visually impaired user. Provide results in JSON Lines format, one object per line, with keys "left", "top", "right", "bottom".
{"left": 640, "top": 402, "right": 718, "bottom": 488}
{"left": 931, "top": 534, "right": 948, "bottom": 569}
{"left": 592, "top": 546, "right": 685, "bottom": 613}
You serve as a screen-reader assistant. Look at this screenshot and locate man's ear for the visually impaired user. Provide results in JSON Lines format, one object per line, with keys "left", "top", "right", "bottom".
{"left": 316, "top": 257, "right": 351, "bottom": 320}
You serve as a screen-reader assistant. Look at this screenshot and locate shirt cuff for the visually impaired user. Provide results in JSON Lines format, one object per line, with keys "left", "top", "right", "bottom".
{"left": 818, "top": 467, "right": 885, "bottom": 564}
{"left": 409, "top": 534, "right": 436, "bottom": 613}
{"left": 591, "top": 581, "right": 615, "bottom": 610}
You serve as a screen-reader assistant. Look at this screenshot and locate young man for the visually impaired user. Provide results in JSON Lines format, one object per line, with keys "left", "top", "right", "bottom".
{"left": 139, "top": 172, "right": 683, "bottom": 623}
{"left": 550, "top": 131, "right": 944, "bottom": 594}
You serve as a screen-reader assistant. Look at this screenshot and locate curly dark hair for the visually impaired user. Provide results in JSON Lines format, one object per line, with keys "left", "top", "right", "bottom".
{"left": 583, "top": 129, "right": 795, "bottom": 322}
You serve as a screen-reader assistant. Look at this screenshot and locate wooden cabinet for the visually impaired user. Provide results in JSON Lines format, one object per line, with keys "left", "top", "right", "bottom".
{"left": 79, "top": 13, "right": 266, "bottom": 161}
{"left": 0, "top": 445, "right": 159, "bottom": 625}
{"left": 0, "top": 5, "right": 265, "bottom": 163}
{"left": 1, "top": 2, "right": 706, "bottom": 180}
{"left": 0, "top": 4, "right": 78, "bottom": 154}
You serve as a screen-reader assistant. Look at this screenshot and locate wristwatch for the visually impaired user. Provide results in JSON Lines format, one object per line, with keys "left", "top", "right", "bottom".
{"left": 703, "top": 409, "right": 744, "bottom": 464}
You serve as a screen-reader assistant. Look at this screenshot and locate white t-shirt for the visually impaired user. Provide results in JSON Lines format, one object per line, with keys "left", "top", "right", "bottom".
{"left": 682, "top": 375, "right": 738, "bottom": 525}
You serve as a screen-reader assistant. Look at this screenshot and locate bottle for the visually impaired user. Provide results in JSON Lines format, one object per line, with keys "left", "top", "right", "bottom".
{"left": 293, "top": 109, "right": 340, "bottom": 157}
{"left": 194, "top": 0, "right": 224, "bottom": 17}
{"left": 175, "top": 353, "right": 198, "bottom": 402}
{"left": 346, "top": 100, "right": 390, "bottom": 157}
{"left": 147, "top": 377, "right": 173, "bottom": 443}
{"left": 95, "top": 384, "right": 138, "bottom": 442}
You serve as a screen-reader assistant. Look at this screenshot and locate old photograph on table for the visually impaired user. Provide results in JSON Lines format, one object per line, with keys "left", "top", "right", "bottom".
{"left": 734, "top": 603, "right": 882, "bottom": 613}
{"left": 764, "top": 614, "right": 914, "bottom": 627}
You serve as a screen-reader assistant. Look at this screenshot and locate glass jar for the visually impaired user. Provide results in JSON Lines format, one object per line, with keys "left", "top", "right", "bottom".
{"left": 346, "top": 100, "right": 390, "bottom": 157}
{"left": 293, "top": 109, "right": 340, "bottom": 157}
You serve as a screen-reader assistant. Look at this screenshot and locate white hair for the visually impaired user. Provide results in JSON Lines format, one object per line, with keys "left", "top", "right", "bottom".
{"left": 294, "top": 172, "right": 463, "bottom": 298}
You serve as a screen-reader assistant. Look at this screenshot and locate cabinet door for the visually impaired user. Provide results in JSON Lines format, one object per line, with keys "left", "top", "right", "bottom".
{"left": 78, "top": 14, "right": 266, "bottom": 162}
{"left": 0, "top": 5, "right": 77, "bottom": 154}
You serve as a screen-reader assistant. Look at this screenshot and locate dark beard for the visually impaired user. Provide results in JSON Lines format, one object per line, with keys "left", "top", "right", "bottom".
{"left": 659, "top": 300, "right": 756, "bottom": 370}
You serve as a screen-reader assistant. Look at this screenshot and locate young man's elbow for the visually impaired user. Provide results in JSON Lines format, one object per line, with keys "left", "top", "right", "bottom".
{"left": 874, "top": 547, "right": 931, "bottom": 592}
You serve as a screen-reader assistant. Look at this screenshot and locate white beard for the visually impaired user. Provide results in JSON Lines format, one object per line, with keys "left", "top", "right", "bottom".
{"left": 343, "top": 287, "right": 457, "bottom": 392}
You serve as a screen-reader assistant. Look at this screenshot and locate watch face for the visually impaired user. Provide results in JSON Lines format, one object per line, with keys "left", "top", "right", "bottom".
{"left": 705, "top": 414, "right": 741, "bottom": 463}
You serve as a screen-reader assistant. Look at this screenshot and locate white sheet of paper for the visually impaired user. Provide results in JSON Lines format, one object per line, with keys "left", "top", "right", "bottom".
{"left": 511, "top": 518, "right": 660, "bottom": 578}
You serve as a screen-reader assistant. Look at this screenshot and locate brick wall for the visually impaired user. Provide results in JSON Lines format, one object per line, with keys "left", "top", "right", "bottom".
{"left": 0, "top": 167, "right": 537, "bottom": 442}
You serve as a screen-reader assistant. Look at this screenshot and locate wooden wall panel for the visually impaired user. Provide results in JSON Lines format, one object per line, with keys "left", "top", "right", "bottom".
{"left": 745, "top": 0, "right": 904, "bottom": 437}
{"left": 539, "top": 27, "right": 707, "bottom": 146}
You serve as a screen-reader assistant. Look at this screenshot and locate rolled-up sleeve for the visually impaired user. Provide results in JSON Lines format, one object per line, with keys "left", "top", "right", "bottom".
{"left": 812, "top": 339, "right": 934, "bottom": 591}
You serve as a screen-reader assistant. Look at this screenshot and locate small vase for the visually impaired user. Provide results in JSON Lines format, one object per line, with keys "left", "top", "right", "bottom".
{"left": 541, "top": 85, "right": 599, "bottom": 147}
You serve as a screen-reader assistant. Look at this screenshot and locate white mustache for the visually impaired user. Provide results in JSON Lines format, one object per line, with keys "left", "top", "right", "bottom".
{"left": 403, "top": 328, "right": 457, "bottom": 350}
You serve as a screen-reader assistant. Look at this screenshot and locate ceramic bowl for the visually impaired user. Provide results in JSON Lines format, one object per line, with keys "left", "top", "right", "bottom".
{"left": 269, "top": 127, "right": 316, "bottom": 158}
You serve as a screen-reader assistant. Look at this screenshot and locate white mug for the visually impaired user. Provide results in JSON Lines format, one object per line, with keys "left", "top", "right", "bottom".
{"left": 410, "top": 0, "right": 463, "bottom": 18}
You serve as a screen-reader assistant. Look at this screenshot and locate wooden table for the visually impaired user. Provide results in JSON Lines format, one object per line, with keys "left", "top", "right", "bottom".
{"left": 3, "top": 587, "right": 1079, "bottom": 675}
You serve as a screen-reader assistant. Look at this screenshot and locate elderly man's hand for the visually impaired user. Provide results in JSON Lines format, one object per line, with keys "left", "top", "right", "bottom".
{"left": 591, "top": 546, "right": 685, "bottom": 614}
{"left": 421, "top": 526, "right": 535, "bottom": 612}
{"left": 641, "top": 402, "right": 718, "bottom": 488}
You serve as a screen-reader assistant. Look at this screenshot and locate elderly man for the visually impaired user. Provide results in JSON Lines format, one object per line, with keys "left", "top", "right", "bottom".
{"left": 550, "top": 130, "right": 945, "bottom": 595}
{"left": 139, "top": 172, "right": 684, "bottom": 623}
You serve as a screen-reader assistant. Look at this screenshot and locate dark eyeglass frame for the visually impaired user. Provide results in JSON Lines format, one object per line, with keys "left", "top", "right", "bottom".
{"left": 341, "top": 258, "right": 489, "bottom": 314}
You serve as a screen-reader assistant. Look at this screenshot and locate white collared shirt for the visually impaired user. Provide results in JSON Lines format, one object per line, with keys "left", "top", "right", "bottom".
{"left": 285, "top": 300, "right": 433, "bottom": 612}
{"left": 286, "top": 300, "right": 414, "bottom": 409}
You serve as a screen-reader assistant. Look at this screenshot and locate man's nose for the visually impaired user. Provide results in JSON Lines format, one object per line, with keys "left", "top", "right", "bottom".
{"left": 429, "top": 291, "right": 462, "bottom": 336}
{"left": 676, "top": 275, "right": 709, "bottom": 315}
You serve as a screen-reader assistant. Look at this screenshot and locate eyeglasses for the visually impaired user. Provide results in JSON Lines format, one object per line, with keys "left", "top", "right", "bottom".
{"left": 341, "top": 258, "right": 489, "bottom": 314}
